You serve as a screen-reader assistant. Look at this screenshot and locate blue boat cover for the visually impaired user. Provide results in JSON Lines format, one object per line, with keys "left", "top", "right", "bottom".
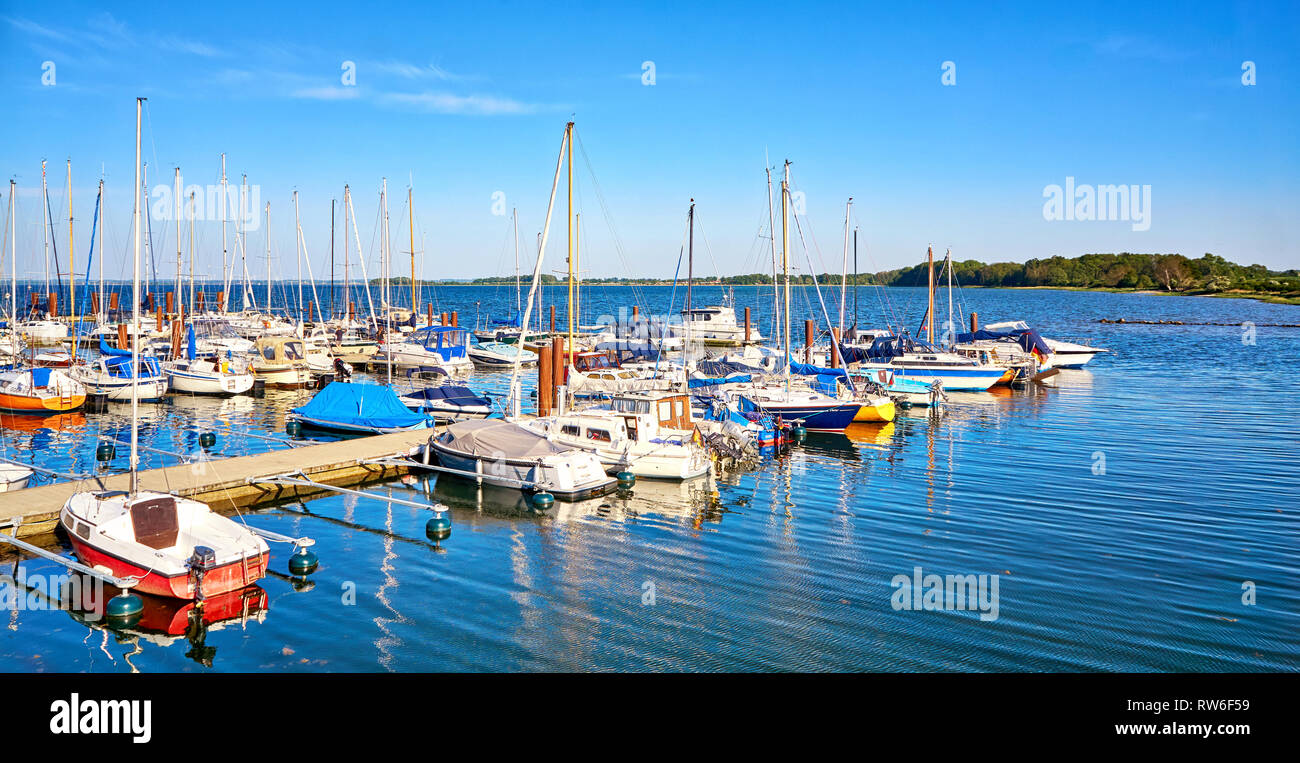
{"left": 99, "top": 338, "right": 133, "bottom": 356}
{"left": 403, "top": 385, "right": 491, "bottom": 407}
{"left": 30, "top": 367, "right": 52, "bottom": 387}
{"left": 953, "top": 327, "right": 1052, "bottom": 356}
{"left": 687, "top": 373, "right": 751, "bottom": 389}
{"left": 491, "top": 310, "right": 522, "bottom": 327}
{"left": 291, "top": 382, "right": 427, "bottom": 429}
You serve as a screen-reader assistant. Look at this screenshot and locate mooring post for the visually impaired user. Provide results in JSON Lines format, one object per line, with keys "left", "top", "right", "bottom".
{"left": 970, "top": 312, "right": 979, "bottom": 332}
{"left": 537, "top": 341, "right": 553, "bottom": 416}
{"left": 804, "top": 319, "right": 814, "bottom": 363}
{"left": 744, "top": 306, "right": 751, "bottom": 343}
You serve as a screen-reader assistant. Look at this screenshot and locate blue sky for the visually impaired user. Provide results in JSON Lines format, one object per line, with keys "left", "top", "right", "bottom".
{"left": 1, "top": 0, "right": 1296, "bottom": 285}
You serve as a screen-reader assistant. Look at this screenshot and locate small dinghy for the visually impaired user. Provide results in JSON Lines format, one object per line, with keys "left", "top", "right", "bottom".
{"left": 423, "top": 419, "right": 616, "bottom": 499}
{"left": 401, "top": 384, "right": 493, "bottom": 422}
{"left": 287, "top": 381, "right": 431, "bottom": 434}
{"left": 61, "top": 490, "right": 270, "bottom": 600}
{"left": 0, "top": 462, "right": 34, "bottom": 491}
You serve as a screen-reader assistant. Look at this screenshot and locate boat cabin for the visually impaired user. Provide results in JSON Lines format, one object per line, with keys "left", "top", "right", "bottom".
{"left": 254, "top": 337, "right": 306, "bottom": 364}
{"left": 608, "top": 391, "right": 694, "bottom": 430}
{"left": 407, "top": 326, "right": 469, "bottom": 361}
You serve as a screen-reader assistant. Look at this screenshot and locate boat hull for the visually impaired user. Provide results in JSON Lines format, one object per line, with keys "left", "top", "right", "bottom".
{"left": 852, "top": 398, "right": 896, "bottom": 422}
{"left": 66, "top": 535, "right": 269, "bottom": 599}
{"left": 426, "top": 440, "right": 616, "bottom": 499}
{"left": 741, "top": 399, "right": 862, "bottom": 433}
{"left": 0, "top": 391, "right": 85, "bottom": 413}
{"left": 168, "top": 369, "right": 255, "bottom": 396}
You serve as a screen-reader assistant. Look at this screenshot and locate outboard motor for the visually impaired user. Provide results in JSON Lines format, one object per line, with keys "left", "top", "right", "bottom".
{"left": 188, "top": 545, "right": 217, "bottom": 602}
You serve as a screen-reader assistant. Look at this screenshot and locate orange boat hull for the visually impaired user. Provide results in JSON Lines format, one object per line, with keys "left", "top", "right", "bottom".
{"left": 0, "top": 392, "right": 85, "bottom": 413}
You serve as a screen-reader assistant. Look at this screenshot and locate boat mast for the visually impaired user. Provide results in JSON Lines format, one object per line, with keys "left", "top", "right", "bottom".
{"left": 945, "top": 248, "right": 953, "bottom": 348}
{"left": 507, "top": 121, "right": 568, "bottom": 418}
{"left": 97, "top": 179, "right": 105, "bottom": 322}
{"left": 766, "top": 165, "right": 779, "bottom": 342}
{"left": 382, "top": 179, "right": 391, "bottom": 384}
{"left": 294, "top": 190, "right": 302, "bottom": 323}
{"left": 408, "top": 185, "right": 416, "bottom": 323}
{"left": 513, "top": 207, "right": 520, "bottom": 313}
{"left": 67, "top": 159, "right": 76, "bottom": 361}
{"left": 329, "top": 199, "right": 335, "bottom": 320}
{"left": 8, "top": 180, "right": 15, "bottom": 328}
{"left": 926, "top": 244, "right": 935, "bottom": 344}
{"left": 853, "top": 226, "right": 858, "bottom": 329}
{"left": 174, "top": 167, "right": 182, "bottom": 306}
{"left": 565, "top": 121, "right": 574, "bottom": 369}
{"left": 781, "top": 161, "right": 791, "bottom": 394}
{"left": 686, "top": 200, "right": 694, "bottom": 371}
{"left": 130, "top": 97, "right": 145, "bottom": 495}
{"left": 839, "top": 198, "right": 851, "bottom": 337}
{"left": 41, "top": 160, "right": 48, "bottom": 316}
{"left": 188, "top": 190, "right": 196, "bottom": 315}
{"left": 264, "top": 202, "right": 271, "bottom": 315}
{"left": 220, "top": 154, "right": 228, "bottom": 313}
{"left": 343, "top": 186, "right": 350, "bottom": 321}
{"left": 240, "top": 174, "right": 249, "bottom": 310}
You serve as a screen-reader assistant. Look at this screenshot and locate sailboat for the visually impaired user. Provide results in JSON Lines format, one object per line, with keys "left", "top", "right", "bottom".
{"left": 732, "top": 163, "right": 861, "bottom": 432}
{"left": 60, "top": 98, "right": 271, "bottom": 601}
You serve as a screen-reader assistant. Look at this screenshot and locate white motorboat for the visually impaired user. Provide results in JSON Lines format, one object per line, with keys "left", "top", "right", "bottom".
{"left": 525, "top": 391, "right": 712, "bottom": 480}
{"left": 0, "top": 462, "right": 34, "bottom": 491}
{"left": 468, "top": 341, "right": 536, "bottom": 367}
{"left": 422, "top": 419, "right": 616, "bottom": 499}
{"left": 251, "top": 337, "right": 312, "bottom": 388}
{"left": 401, "top": 384, "right": 494, "bottom": 422}
{"left": 681, "top": 303, "right": 763, "bottom": 346}
{"left": 982, "top": 320, "right": 1107, "bottom": 368}
{"left": 166, "top": 356, "right": 255, "bottom": 396}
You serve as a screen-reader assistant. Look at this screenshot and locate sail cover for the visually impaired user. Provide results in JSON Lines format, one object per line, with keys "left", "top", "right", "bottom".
{"left": 290, "top": 382, "right": 427, "bottom": 430}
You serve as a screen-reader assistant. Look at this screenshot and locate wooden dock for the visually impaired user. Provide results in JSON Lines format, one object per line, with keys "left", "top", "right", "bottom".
{"left": 0, "top": 429, "right": 437, "bottom": 539}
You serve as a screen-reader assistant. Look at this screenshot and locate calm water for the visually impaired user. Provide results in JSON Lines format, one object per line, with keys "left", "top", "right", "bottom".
{"left": 1, "top": 285, "right": 1297, "bottom": 672}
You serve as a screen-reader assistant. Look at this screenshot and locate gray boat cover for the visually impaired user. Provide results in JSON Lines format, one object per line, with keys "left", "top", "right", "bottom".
{"left": 440, "top": 419, "right": 571, "bottom": 458}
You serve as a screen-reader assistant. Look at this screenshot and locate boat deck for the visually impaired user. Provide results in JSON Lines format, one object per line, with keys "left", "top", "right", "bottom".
{"left": 0, "top": 428, "right": 439, "bottom": 539}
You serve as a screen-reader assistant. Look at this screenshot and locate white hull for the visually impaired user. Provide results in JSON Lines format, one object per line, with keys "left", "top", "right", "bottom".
{"left": 168, "top": 368, "right": 255, "bottom": 396}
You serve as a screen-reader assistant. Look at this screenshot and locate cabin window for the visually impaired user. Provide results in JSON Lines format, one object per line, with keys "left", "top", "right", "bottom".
{"left": 675, "top": 399, "right": 685, "bottom": 418}
{"left": 263, "top": 346, "right": 276, "bottom": 360}
{"left": 285, "top": 343, "right": 304, "bottom": 360}
{"left": 75, "top": 522, "right": 90, "bottom": 539}
{"left": 561, "top": 425, "right": 581, "bottom": 437}
{"left": 658, "top": 401, "right": 671, "bottom": 420}
{"left": 586, "top": 428, "right": 612, "bottom": 443}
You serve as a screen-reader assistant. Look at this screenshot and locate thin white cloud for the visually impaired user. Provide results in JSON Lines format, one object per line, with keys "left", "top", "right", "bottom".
{"left": 379, "top": 91, "right": 537, "bottom": 115}
{"left": 291, "top": 86, "right": 361, "bottom": 100}
{"left": 371, "top": 61, "right": 470, "bottom": 81}
{"left": 158, "top": 36, "right": 222, "bottom": 57}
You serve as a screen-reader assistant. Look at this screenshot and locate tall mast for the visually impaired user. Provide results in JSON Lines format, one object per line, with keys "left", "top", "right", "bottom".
{"left": 130, "top": 98, "right": 145, "bottom": 495}
{"left": 926, "top": 244, "right": 935, "bottom": 344}
{"left": 565, "top": 121, "right": 574, "bottom": 369}
{"left": 220, "top": 154, "right": 228, "bottom": 313}
{"left": 67, "top": 159, "right": 76, "bottom": 360}
{"left": 188, "top": 190, "right": 196, "bottom": 314}
{"left": 382, "top": 179, "right": 391, "bottom": 385}
{"left": 781, "top": 161, "right": 791, "bottom": 394}
{"left": 839, "top": 198, "right": 851, "bottom": 335}
{"left": 174, "top": 167, "right": 182, "bottom": 305}
{"left": 513, "top": 207, "right": 520, "bottom": 313}
{"left": 945, "top": 248, "right": 953, "bottom": 348}
{"left": 765, "top": 165, "right": 779, "bottom": 341}
{"left": 329, "top": 199, "right": 335, "bottom": 320}
{"left": 8, "top": 180, "right": 15, "bottom": 327}
{"left": 408, "top": 185, "right": 416, "bottom": 320}
{"left": 343, "top": 185, "right": 350, "bottom": 320}
{"left": 686, "top": 199, "right": 695, "bottom": 369}
{"left": 853, "top": 227, "right": 858, "bottom": 328}
{"left": 41, "top": 160, "right": 49, "bottom": 311}
{"left": 240, "top": 174, "right": 249, "bottom": 310}
{"left": 574, "top": 212, "right": 580, "bottom": 329}
{"left": 293, "top": 190, "right": 302, "bottom": 322}
{"left": 97, "top": 179, "right": 105, "bottom": 322}
{"left": 265, "top": 201, "right": 271, "bottom": 314}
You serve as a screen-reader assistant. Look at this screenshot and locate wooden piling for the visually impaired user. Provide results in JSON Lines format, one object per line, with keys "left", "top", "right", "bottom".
{"left": 744, "top": 306, "right": 751, "bottom": 343}
{"left": 450, "top": 311, "right": 458, "bottom": 327}
{"left": 110, "top": 292, "right": 120, "bottom": 313}
{"left": 90, "top": 292, "right": 100, "bottom": 316}
{"left": 348, "top": 301, "right": 356, "bottom": 321}
{"left": 426, "top": 303, "right": 433, "bottom": 327}
{"left": 804, "top": 319, "right": 814, "bottom": 363}
{"left": 970, "top": 312, "right": 979, "bottom": 332}
{"left": 307, "top": 302, "right": 314, "bottom": 322}
{"left": 48, "top": 292, "right": 58, "bottom": 317}
{"left": 552, "top": 336, "right": 565, "bottom": 392}
{"left": 166, "top": 291, "right": 175, "bottom": 315}
{"left": 196, "top": 291, "right": 205, "bottom": 312}
{"left": 117, "top": 323, "right": 129, "bottom": 350}
{"left": 830, "top": 327, "right": 841, "bottom": 368}
{"left": 216, "top": 290, "right": 224, "bottom": 311}
{"left": 440, "top": 312, "right": 448, "bottom": 327}
{"left": 537, "top": 341, "right": 553, "bottom": 417}
{"left": 550, "top": 305, "right": 556, "bottom": 333}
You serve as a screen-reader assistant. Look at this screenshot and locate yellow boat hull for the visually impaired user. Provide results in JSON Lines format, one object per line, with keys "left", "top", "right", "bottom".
{"left": 853, "top": 399, "right": 896, "bottom": 423}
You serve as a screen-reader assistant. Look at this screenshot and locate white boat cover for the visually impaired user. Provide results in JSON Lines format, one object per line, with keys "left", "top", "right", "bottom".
{"left": 441, "top": 419, "right": 571, "bottom": 458}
